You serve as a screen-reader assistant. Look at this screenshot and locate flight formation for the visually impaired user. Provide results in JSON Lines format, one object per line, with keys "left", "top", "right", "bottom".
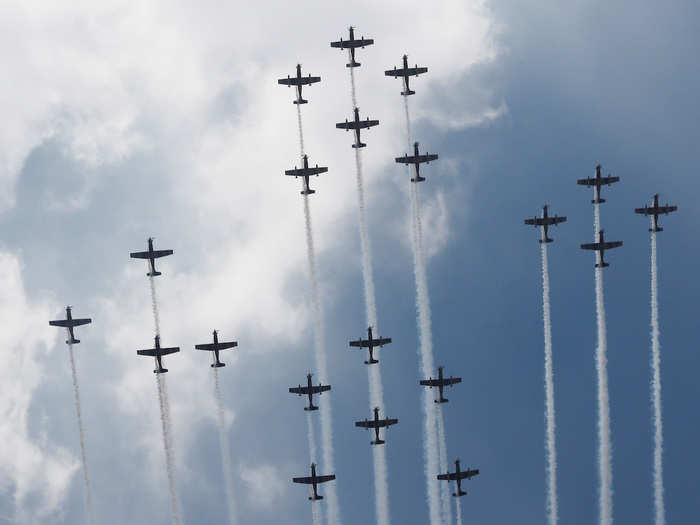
{"left": 279, "top": 25, "right": 479, "bottom": 525}
{"left": 523, "top": 165, "right": 677, "bottom": 525}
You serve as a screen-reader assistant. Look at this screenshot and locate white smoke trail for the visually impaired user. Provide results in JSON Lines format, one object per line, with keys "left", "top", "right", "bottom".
{"left": 214, "top": 368, "right": 237, "bottom": 525}
{"left": 455, "top": 495, "right": 463, "bottom": 525}
{"left": 410, "top": 181, "right": 441, "bottom": 525}
{"left": 436, "top": 406, "right": 452, "bottom": 525}
{"left": 156, "top": 373, "right": 183, "bottom": 525}
{"left": 306, "top": 412, "right": 324, "bottom": 525}
{"left": 593, "top": 201, "right": 613, "bottom": 525}
{"left": 296, "top": 104, "right": 305, "bottom": 159}
{"left": 649, "top": 225, "right": 665, "bottom": 525}
{"left": 148, "top": 274, "right": 160, "bottom": 337}
{"left": 540, "top": 234, "right": 559, "bottom": 525}
{"left": 67, "top": 343, "right": 95, "bottom": 525}
{"left": 348, "top": 65, "right": 391, "bottom": 525}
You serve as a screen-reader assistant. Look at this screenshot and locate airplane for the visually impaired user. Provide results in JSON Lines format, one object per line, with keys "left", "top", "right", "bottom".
{"left": 284, "top": 154, "right": 328, "bottom": 195}
{"left": 289, "top": 373, "right": 331, "bottom": 411}
{"left": 437, "top": 459, "right": 480, "bottom": 497}
{"left": 384, "top": 54, "right": 428, "bottom": 95}
{"left": 634, "top": 194, "right": 678, "bottom": 232}
{"left": 330, "top": 26, "right": 374, "bottom": 68}
{"left": 195, "top": 330, "right": 238, "bottom": 368}
{"left": 136, "top": 335, "right": 180, "bottom": 374}
{"left": 580, "top": 229, "right": 623, "bottom": 268}
{"left": 395, "top": 141, "right": 438, "bottom": 182}
{"left": 419, "top": 366, "right": 462, "bottom": 403}
{"left": 354, "top": 407, "right": 398, "bottom": 445}
{"left": 292, "top": 463, "right": 336, "bottom": 501}
{"left": 277, "top": 64, "right": 321, "bottom": 105}
{"left": 577, "top": 164, "right": 620, "bottom": 204}
{"left": 335, "top": 107, "right": 379, "bottom": 148}
{"left": 49, "top": 306, "right": 92, "bottom": 344}
{"left": 349, "top": 326, "right": 392, "bottom": 365}
{"left": 523, "top": 204, "right": 567, "bottom": 243}
{"left": 130, "top": 237, "right": 173, "bottom": 277}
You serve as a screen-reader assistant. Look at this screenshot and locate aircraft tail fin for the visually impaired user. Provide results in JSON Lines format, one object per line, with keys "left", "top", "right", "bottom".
{"left": 402, "top": 89, "right": 416, "bottom": 96}
{"left": 210, "top": 362, "right": 226, "bottom": 368}
{"left": 411, "top": 175, "right": 426, "bottom": 183}
{"left": 352, "top": 142, "right": 367, "bottom": 149}
{"left": 294, "top": 98, "right": 308, "bottom": 105}
{"left": 147, "top": 271, "right": 162, "bottom": 277}
{"left": 371, "top": 439, "right": 385, "bottom": 445}
{"left": 301, "top": 189, "right": 316, "bottom": 195}
{"left": 304, "top": 405, "right": 319, "bottom": 412}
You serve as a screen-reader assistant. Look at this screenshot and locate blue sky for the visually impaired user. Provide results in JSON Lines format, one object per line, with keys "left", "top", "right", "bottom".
{"left": 0, "top": 1, "right": 698, "bottom": 524}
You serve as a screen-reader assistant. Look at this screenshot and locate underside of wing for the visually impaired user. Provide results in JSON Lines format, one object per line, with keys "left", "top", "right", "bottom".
{"left": 137, "top": 349, "right": 158, "bottom": 356}
{"left": 359, "top": 120, "right": 379, "bottom": 129}
{"left": 445, "top": 377, "right": 462, "bottom": 386}
{"left": 302, "top": 76, "right": 321, "bottom": 85}
{"left": 129, "top": 251, "right": 150, "bottom": 259}
{"left": 580, "top": 243, "right": 599, "bottom": 250}
{"left": 634, "top": 207, "right": 649, "bottom": 215}
{"left": 405, "top": 67, "right": 428, "bottom": 76}
{"left": 553, "top": 217, "right": 567, "bottom": 224}
{"left": 330, "top": 41, "right": 344, "bottom": 48}
{"left": 395, "top": 155, "right": 414, "bottom": 164}
{"left": 307, "top": 167, "right": 328, "bottom": 176}
{"left": 437, "top": 473, "right": 458, "bottom": 481}
{"left": 316, "top": 474, "right": 335, "bottom": 483}
{"left": 420, "top": 379, "right": 440, "bottom": 386}
{"left": 289, "top": 386, "right": 309, "bottom": 395}
{"left": 277, "top": 78, "right": 297, "bottom": 86}
{"left": 576, "top": 178, "right": 594, "bottom": 186}
{"left": 160, "top": 347, "right": 180, "bottom": 356}
{"left": 358, "top": 38, "right": 374, "bottom": 47}
{"left": 384, "top": 69, "right": 403, "bottom": 77}
{"left": 195, "top": 343, "right": 216, "bottom": 351}
{"left": 660, "top": 205, "right": 678, "bottom": 213}
{"left": 152, "top": 249, "right": 173, "bottom": 259}
{"left": 377, "top": 337, "right": 391, "bottom": 345}
{"left": 49, "top": 320, "right": 70, "bottom": 327}
{"left": 603, "top": 241, "right": 623, "bottom": 249}
{"left": 292, "top": 476, "right": 314, "bottom": 484}
{"left": 72, "top": 318, "right": 92, "bottom": 326}
{"left": 523, "top": 218, "right": 538, "bottom": 225}
{"left": 311, "top": 385, "right": 331, "bottom": 394}
{"left": 384, "top": 418, "right": 398, "bottom": 427}
{"left": 349, "top": 340, "right": 366, "bottom": 348}
{"left": 603, "top": 176, "right": 620, "bottom": 184}
{"left": 355, "top": 420, "right": 373, "bottom": 428}
{"left": 335, "top": 122, "right": 355, "bottom": 130}
{"left": 416, "top": 154, "right": 438, "bottom": 163}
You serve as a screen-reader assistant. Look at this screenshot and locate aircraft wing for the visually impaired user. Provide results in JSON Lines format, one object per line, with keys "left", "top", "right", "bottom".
{"left": 316, "top": 474, "right": 336, "bottom": 484}
{"left": 335, "top": 121, "right": 358, "bottom": 130}
{"left": 580, "top": 242, "right": 600, "bottom": 250}
{"left": 602, "top": 175, "right": 620, "bottom": 185}
{"left": 292, "top": 476, "right": 314, "bottom": 484}
{"left": 551, "top": 216, "right": 567, "bottom": 225}
{"left": 195, "top": 342, "right": 238, "bottom": 351}
{"left": 349, "top": 339, "right": 367, "bottom": 348}
{"left": 285, "top": 167, "right": 328, "bottom": 177}
{"left": 130, "top": 250, "right": 151, "bottom": 259}
{"left": 357, "top": 119, "right": 379, "bottom": 129}
{"left": 130, "top": 249, "right": 173, "bottom": 259}
{"left": 380, "top": 418, "right": 398, "bottom": 427}
{"left": 137, "top": 347, "right": 180, "bottom": 357}
{"left": 49, "top": 320, "right": 71, "bottom": 327}
{"left": 601, "top": 241, "right": 623, "bottom": 250}
{"left": 311, "top": 385, "right": 331, "bottom": 394}
{"left": 376, "top": 337, "right": 391, "bottom": 345}
{"left": 49, "top": 318, "right": 91, "bottom": 327}
{"left": 420, "top": 378, "right": 441, "bottom": 387}
{"left": 438, "top": 468, "right": 479, "bottom": 481}
{"left": 523, "top": 218, "right": 538, "bottom": 226}
{"left": 395, "top": 154, "right": 438, "bottom": 165}
{"left": 278, "top": 77, "right": 298, "bottom": 86}
{"left": 658, "top": 205, "right": 678, "bottom": 214}
{"left": 576, "top": 178, "right": 595, "bottom": 186}
{"left": 634, "top": 207, "right": 649, "bottom": 215}
{"left": 330, "top": 40, "right": 345, "bottom": 49}
{"left": 444, "top": 377, "right": 462, "bottom": 386}
{"left": 437, "top": 472, "right": 459, "bottom": 481}
{"left": 289, "top": 386, "right": 309, "bottom": 395}
{"left": 301, "top": 76, "right": 321, "bottom": 85}
{"left": 355, "top": 420, "right": 375, "bottom": 429}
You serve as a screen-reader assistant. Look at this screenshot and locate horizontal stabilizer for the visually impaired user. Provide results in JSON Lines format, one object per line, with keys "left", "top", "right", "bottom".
{"left": 147, "top": 271, "right": 162, "bottom": 277}
{"left": 304, "top": 405, "right": 319, "bottom": 412}
{"left": 211, "top": 362, "right": 226, "bottom": 368}
{"left": 453, "top": 490, "right": 467, "bottom": 497}
{"left": 434, "top": 398, "right": 448, "bottom": 404}
{"left": 347, "top": 61, "right": 360, "bottom": 68}
{"left": 154, "top": 367, "right": 168, "bottom": 374}
{"left": 592, "top": 198, "right": 606, "bottom": 204}
{"left": 301, "top": 189, "right": 316, "bottom": 195}
{"left": 411, "top": 176, "right": 426, "bottom": 183}
{"left": 539, "top": 238, "right": 553, "bottom": 244}
{"left": 595, "top": 262, "right": 610, "bottom": 268}
{"left": 402, "top": 89, "right": 416, "bottom": 96}
{"left": 67, "top": 338, "right": 80, "bottom": 345}
{"left": 309, "top": 495, "right": 323, "bottom": 501}
{"left": 371, "top": 439, "right": 385, "bottom": 445}
{"left": 294, "top": 99, "right": 308, "bottom": 105}
{"left": 650, "top": 227, "right": 663, "bottom": 232}
{"left": 352, "top": 142, "right": 366, "bottom": 149}
{"left": 365, "top": 358, "right": 379, "bottom": 365}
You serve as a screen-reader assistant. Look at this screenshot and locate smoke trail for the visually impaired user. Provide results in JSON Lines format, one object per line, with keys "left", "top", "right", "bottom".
{"left": 306, "top": 412, "right": 324, "bottom": 525}
{"left": 540, "top": 234, "right": 559, "bottom": 525}
{"left": 148, "top": 275, "right": 160, "bottom": 337}
{"left": 649, "top": 226, "right": 665, "bottom": 525}
{"left": 347, "top": 65, "right": 391, "bottom": 525}
{"left": 410, "top": 181, "right": 441, "bottom": 524}
{"left": 156, "top": 373, "right": 183, "bottom": 525}
{"left": 296, "top": 104, "right": 305, "bottom": 159}
{"left": 436, "top": 406, "right": 452, "bottom": 525}
{"left": 455, "top": 495, "right": 463, "bottom": 525}
{"left": 214, "top": 368, "right": 237, "bottom": 525}
{"left": 593, "top": 201, "right": 613, "bottom": 525}
{"left": 67, "top": 343, "right": 95, "bottom": 525}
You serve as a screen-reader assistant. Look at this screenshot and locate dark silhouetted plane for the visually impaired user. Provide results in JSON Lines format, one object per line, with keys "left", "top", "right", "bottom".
{"left": 355, "top": 407, "right": 398, "bottom": 445}
{"left": 577, "top": 164, "right": 620, "bottom": 204}
{"left": 285, "top": 154, "right": 328, "bottom": 195}
{"left": 384, "top": 54, "right": 428, "bottom": 95}
{"left": 437, "top": 459, "right": 480, "bottom": 497}
{"left": 195, "top": 330, "right": 237, "bottom": 368}
{"left": 49, "top": 306, "right": 92, "bottom": 344}
{"left": 524, "top": 204, "right": 567, "bottom": 243}
{"left": 289, "top": 373, "right": 331, "bottom": 411}
{"left": 277, "top": 64, "right": 321, "bottom": 104}
{"left": 292, "top": 463, "right": 335, "bottom": 500}
{"left": 137, "top": 335, "right": 180, "bottom": 374}
{"left": 336, "top": 107, "right": 379, "bottom": 148}
{"left": 349, "top": 326, "right": 392, "bottom": 365}
{"left": 130, "top": 237, "right": 173, "bottom": 277}
{"left": 634, "top": 194, "right": 677, "bottom": 232}
{"left": 395, "top": 141, "right": 438, "bottom": 182}
{"left": 581, "top": 230, "right": 623, "bottom": 268}
{"left": 330, "top": 26, "right": 374, "bottom": 68}
{"left": 420, "top": 366, "right": 462, "bottom": 403}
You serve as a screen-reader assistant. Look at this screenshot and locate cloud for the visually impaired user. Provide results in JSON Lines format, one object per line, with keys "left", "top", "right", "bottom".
{"left": 239, "top": 464, "right": 287, "bottom": 509}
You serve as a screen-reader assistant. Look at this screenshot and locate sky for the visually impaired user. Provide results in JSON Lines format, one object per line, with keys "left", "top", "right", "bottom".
{"left": 0, "top": 1, "right": 698, "bottom": 524}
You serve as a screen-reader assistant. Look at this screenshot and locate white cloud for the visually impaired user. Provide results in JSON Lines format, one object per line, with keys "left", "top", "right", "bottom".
{"left": 240, "top": 464, "right": 287, "bottom": 509}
